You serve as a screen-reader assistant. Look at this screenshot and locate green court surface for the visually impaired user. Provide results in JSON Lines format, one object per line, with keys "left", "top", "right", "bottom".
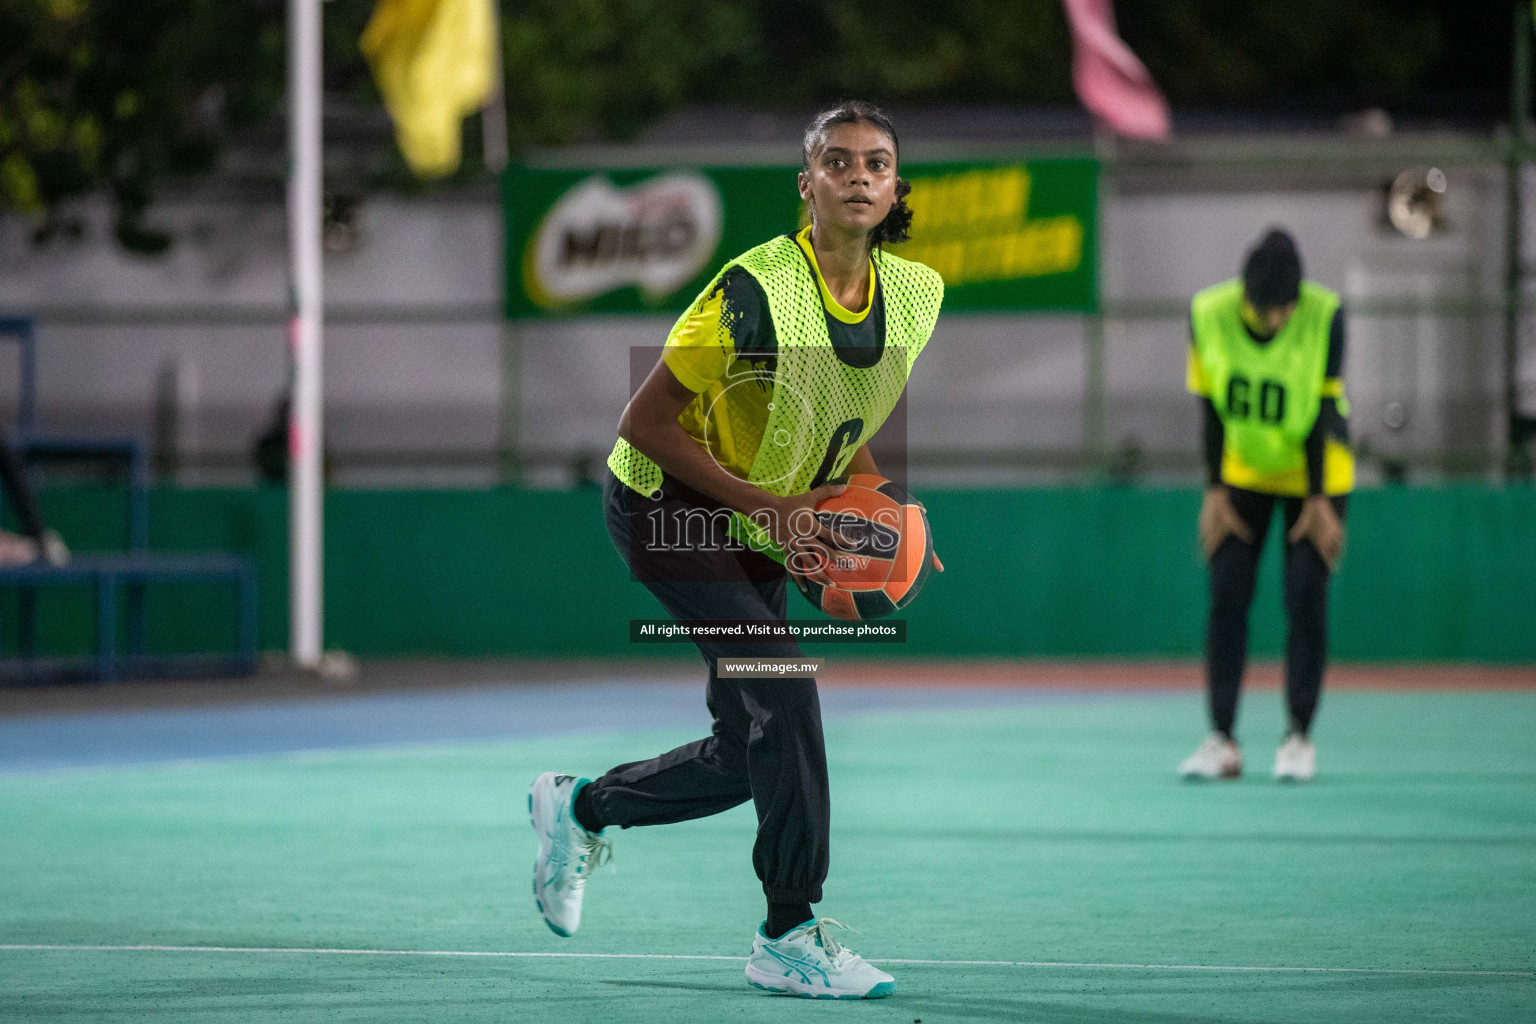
{"left": 2, "top": 688, "right": 1533, "bottom": 1023}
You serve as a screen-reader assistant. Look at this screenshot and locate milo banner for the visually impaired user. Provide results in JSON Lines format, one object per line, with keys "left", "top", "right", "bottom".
{"left": 502, "top": 158, "right": 1097, "bottom": 318}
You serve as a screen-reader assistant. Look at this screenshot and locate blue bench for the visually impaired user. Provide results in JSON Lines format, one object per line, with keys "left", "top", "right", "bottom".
{"left": 0, "top": 552, "right": 257, "bottom": 682}
{"left": 0, "top": 316, "right": 260, "bottom": 683}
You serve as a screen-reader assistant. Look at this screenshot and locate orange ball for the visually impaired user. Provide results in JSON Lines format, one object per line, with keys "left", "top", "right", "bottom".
{"left": 791, "top": 474, "right": 934, "bottom": 621}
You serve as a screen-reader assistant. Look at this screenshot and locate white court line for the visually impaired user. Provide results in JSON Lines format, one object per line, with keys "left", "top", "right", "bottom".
{"left": 0, "top": 944, "right": 1528, "bottom": 978}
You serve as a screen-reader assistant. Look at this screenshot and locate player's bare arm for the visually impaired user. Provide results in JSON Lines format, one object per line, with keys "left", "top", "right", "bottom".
{"left": 1199, "top": 484, "right": 1254, "bottom": 559}
{"left": 618, "top": 357, "right": 845, "bottom": 584}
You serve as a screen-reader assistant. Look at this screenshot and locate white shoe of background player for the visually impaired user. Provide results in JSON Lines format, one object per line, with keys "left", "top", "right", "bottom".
{"left": 1179, "top": 732, "right": 1243, "bottom": 780}
{"left": 1273, "top": 732, "right": 1316, "bottom": 782}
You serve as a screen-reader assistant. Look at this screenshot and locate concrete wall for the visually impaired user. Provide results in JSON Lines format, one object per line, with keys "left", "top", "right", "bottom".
{"left": 0, "top": 194, "right": 504, "bottom": 485}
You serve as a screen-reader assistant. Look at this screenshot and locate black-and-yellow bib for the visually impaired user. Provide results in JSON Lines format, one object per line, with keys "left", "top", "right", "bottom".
{"left": 1190, "top": 278, "right": 1352, "bottom": 494}
{"left": 608, "top": 234, "right": 943, "bottom": 555}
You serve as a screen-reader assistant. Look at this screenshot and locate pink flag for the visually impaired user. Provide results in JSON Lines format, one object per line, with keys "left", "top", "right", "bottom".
{"left": 1062, "top": 0, "right": 1171, "bottom": 141}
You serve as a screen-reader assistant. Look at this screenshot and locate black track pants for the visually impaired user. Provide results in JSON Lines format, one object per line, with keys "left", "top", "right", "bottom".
{"left": 584, "top": 470, "right": 829, "bottom": 906}
{"left": 1206, "top": 488, "right": 1347, "bottom": 737}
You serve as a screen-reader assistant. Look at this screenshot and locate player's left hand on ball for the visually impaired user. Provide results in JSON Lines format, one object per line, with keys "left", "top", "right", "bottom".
{"left": 1287, "top": 496, "right": 1344, "bottom": 568}
{"left": 930, "top": 551, "right": 944, "bottom": 573}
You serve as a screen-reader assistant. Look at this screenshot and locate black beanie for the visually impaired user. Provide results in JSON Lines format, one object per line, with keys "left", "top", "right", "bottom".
{"left": 1242, "top": 229, "right": 1302, "bottom": 308}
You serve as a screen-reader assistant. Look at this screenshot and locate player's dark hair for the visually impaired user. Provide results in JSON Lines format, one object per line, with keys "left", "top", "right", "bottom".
{"left": 1243, "top": 228, "right": 1303, "bottom": 308}
{"left": 801, "top": 100, "right": 913, "bottom": 250}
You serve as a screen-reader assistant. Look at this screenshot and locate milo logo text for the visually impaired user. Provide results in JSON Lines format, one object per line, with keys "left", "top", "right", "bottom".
{"left": 525, "top": 173, "right": 723, "bottom": 309}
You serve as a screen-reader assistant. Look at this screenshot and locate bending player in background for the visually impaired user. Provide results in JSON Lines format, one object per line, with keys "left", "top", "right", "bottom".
{"left": 0, "top": 430, "right": 66, "bottom": 567}
{"left": 1180, "top": 228, "right": 1351, "bottom": 783}
{"left": 527, "top": 101, "right": 944, "bottom": 999}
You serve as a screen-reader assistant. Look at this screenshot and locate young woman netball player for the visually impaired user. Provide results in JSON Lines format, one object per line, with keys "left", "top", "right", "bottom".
{"left": 528, "top": 100, "right": 944, "bottom": 999}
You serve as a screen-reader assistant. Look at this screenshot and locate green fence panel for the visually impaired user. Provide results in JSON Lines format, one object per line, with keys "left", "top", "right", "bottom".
{"left": 7, "top": 485, "right": 1532, "bottom": 663}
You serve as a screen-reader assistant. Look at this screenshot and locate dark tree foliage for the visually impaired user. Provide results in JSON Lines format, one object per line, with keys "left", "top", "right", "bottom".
{"left": 501, "top": 0, "right": 1506, "bottom": 132}
{"left": 1115, "top": 0, "right": 1508, "bottom": 114}
{"left": 0, "top": 0, "right": 1515, "bottom": 249}
{"left": 1, "top": 0, "right": 287, "bottom": 251}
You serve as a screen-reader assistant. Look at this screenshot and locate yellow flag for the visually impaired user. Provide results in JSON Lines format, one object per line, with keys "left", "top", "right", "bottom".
{"left": 361, "top": 0, "right": 496, "bottom": 178}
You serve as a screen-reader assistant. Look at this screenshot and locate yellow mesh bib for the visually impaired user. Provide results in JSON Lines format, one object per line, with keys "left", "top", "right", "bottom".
{"left": 1191, "top": 279, "right": 1340, "bottom": 479}
{"left": 608, "top": 235, "right": 943, "bottom": 557}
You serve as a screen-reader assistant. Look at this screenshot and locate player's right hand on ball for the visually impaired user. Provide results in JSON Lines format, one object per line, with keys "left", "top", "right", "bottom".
{"left": 753, "top": 484, "right": 847, "bottom": 588}
{"left": 1198, "top": 486, "right": 1254, "bottom": 560}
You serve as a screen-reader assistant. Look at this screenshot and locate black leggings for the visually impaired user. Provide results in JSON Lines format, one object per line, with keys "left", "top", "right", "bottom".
{"left": 0, "top": 431, "right": 46, "bottom": 541}
{"left": 1206, "top": 488, "right": 1347, "bottom": 738}
{"left": 584, "top": 470, "right": 829, "bottom": 906}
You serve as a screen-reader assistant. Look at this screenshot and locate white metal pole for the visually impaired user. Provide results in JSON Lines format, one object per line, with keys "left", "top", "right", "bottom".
{"left": 482, "top": 0, "right": 508, "bottom": 174}
{"left": 287, "top": 0, "right": 324, "bottom": 669}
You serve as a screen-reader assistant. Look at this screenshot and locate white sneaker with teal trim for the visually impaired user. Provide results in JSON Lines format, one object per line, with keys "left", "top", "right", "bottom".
{"left": 529, "top": 772, "right": 611, "bottom": 937}
{"left": 744, "top": 918, "right": 894, "bottom": 999}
